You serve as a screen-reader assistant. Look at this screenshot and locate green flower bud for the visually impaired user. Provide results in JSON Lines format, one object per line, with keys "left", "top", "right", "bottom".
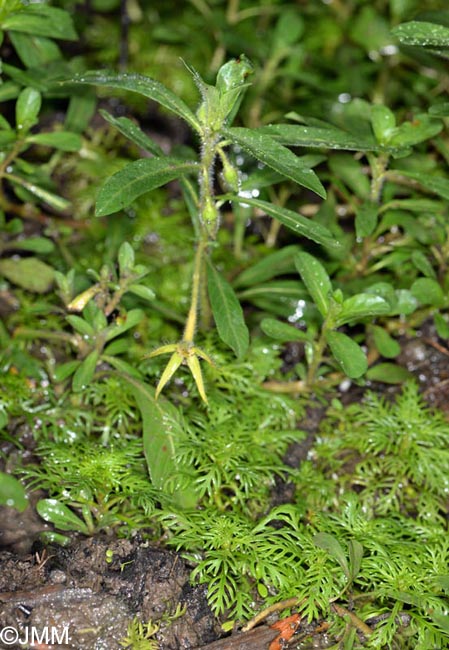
{"left": 215, "top": 55, "right": 254, "bottom": 124}
{"left": 221, "top": 155, "right": 240, "bottom": 192}
{"left": 202, "top": 196, "right": 219, "bottom": 237}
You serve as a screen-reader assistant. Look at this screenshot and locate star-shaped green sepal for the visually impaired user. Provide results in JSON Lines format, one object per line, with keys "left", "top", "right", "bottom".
{"left": 145, "top": 341, "right": 213, "bottom": 403}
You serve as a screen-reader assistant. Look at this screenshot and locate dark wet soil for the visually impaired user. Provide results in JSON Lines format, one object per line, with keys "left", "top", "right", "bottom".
{"left": 1, "top": 320, "right": 448, "bottom": 650}
{"left": 0, "top": 536, "right": 220, "bottom": 649}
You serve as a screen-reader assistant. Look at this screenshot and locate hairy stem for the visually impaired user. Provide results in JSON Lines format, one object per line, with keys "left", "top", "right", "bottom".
{"left": 183, "top": 235, "right": 208, "bottom": 342}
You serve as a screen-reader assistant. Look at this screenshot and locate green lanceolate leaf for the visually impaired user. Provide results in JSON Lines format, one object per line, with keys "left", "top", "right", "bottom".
{"left": 9, "top": 31, "right": 61, "bottom": 68}
{"left": 411, "top": 278, "right": 445, "bottom": 307}
{"left": 335, "top": 293, "right": 390, "bottom": 327}
{"left": 1, "top": 6, "right": 78, "bottom": 40}
{"left": 26, "top": 131, "right": 82, "bottom": 151}
{"left": 223, "top": 127, "right": 326, "bottom": 198}
{"left": 411, "top": 251, "right": 436, "bottom": 278}
{"left": 95, "top": 157, "right": 198, "bottom": 217}
{"left": 72, "top": 349, "right": 100, "bottom": 392}
{"left": 325, "top": 330, "right": 368, "bottom": 378}
{"left": 238, "top": 280, "right": 308, "bottom": 317}
{"left": 348, "top": 540, "right": 363, "bottom": 581}
{"left": 295, "top": 252, "right": 332, "bottom": 317}
{"left": 234, "top": 245, "right": 300, "bottom": 288}
{"left": 261, "top": 124, "right": 388, "bottom": 152}
{"left": 314, "top": 532, "right": 350, "bottom": 580}
{"left": 355, "top": 201, "right": 379, "bottom": 238}
{"left": 371, "top": 105, "right": 396, "bottom": 144}
{"left": 104, "top": 308, "right": 144, "bottom": 341}
{"left": 0, "top": 257, "right": 54, "bottom": 293}
{"left": 127, "top": 284, "right": 156, "bottom": 302}
{"left": 16, "top": 87, "right": 41, "bottom": 132}
{"left": 7, "top": 176, "right": 71, "bottom": 211}
{"left": 228, "top": 197, "right": 339, "bottom": 249}
{"left": 0, "top": 473, "right": 28, "bottom": 512}
{"left": 123, "top": 376, "right": 198, "bottom": 509}
{"left": 0, "top": 131, "right": 16, "bottom": 147}
{"left": 118, "top": 241, "right": 135, "bottom": 275}
{"left": 53, "top": 360, "right": 81, "bottom": 383}
{"left": 392, "top": 21, "right": 449, "bottom": 48}
{"left": 395, "top": 171, "right": 449, "bottom": 201}
{"left": 371, "top": 325, "right": 401, "bottom": 358}
{"left": 365, "top": 363, "right": 413, "bottom": 384}
{"left": 389, "top": 116, "right": 442, "bottom": 148}
{"left": 8, "top": 236, "right": 54, "bottom": 254}
{"left": 65, "top": 90, "right": 97, "bottom": 133}
{"left": 36, "top": 499, "right": 89, "bottom": 534}
{"left": 99, "top": 110, "right": 164, "bottom": 157}
{"left": 261, "top": 318, "right": 311, "bottom": 342}
{"left": 66, "top": 315, "right": 94, "bottom": 337}
{"left": 207, "top": 261, "right": 249, "bottom": 360}
{"left": 434, "top": 313, "right": 449, "bottom": 338}
{"left": 70, "top": 71, "right": 201, "bottom": 132}
{"left": 429, "top": 103, "right": 449, "bottom": 117}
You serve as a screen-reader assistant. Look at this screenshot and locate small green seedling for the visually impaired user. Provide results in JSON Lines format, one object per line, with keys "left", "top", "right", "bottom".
{"left": 70, "top": 56, "right": 339, "bottom": 402}
{"left": 15, "top": 241, "right": 154, "bottom": 391}
{"left": 261, "top": 251, "right": 391, "bottom": 387}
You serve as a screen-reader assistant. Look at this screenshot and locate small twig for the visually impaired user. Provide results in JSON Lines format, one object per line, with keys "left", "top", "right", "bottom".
{"left": 242, "top": 597, "right": 302, "bottom": 632}
{"left": 331, "top": 603, "right": 373, "bottom": 637}
{"left": 423, "top": 337, "right": 449, "bottom": 358}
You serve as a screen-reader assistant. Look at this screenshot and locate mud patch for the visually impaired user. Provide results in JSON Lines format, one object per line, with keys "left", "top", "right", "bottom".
{"left": 0, "top": 537, "right": 220, "bottom": 649}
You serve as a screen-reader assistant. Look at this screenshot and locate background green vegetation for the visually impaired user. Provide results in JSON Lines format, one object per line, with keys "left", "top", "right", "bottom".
{"left": 1, "top": 1, "right": 449, "bottom": 647}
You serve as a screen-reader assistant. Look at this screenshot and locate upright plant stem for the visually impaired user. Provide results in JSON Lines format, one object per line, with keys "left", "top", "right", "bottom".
{"left": 183, "top": 129, "right": 218, "bottom": 342}
{"left": 183, "top": 235, "right": 208, "bottom": 343}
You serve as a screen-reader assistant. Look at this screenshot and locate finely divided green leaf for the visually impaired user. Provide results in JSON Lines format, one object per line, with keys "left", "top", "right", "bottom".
{"left": 96, "top": 157, "right": 197, "bottom": 217}
{"left": 295, "top": 252, "right": 332, "bottom": 317}
{"left": 325, "top": 330, "right": 368, "bottom": 378}
{"left": 100, "top": 110, "right": 164, "bottom": 156}
{"left": 207, "top": 261, "right": 249, "bottom": 359}
{"left": 228, "top": 197, "right": 339, "bottom": 249}
{"left": 70, "top": 71, "right": 200, "bottom": 131}
{"left": 224, "top": 127, "right": 326, "bottom": 198}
